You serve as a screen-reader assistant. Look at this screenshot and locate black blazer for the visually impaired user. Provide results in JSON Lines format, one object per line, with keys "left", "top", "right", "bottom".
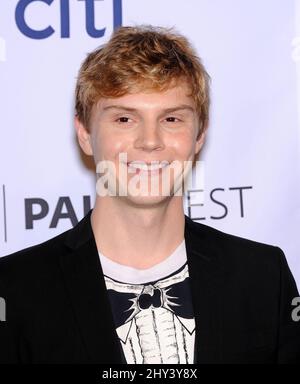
{"left": 0, "top": 209, "right": 299, "bottom": 364}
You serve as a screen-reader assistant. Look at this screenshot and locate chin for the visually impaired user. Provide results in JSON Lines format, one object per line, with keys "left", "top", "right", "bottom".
{"left": 121, "top": 194, "right": 173, "bottom": 207}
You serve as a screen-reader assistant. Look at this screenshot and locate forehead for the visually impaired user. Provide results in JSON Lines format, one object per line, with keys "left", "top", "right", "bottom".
{"left": 96, "top": 80, "right": 195, "bottom": 113}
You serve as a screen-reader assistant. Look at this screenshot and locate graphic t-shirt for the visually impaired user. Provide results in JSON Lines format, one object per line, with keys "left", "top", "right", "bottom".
{"left": 98, "top": 240, "right": 196, "bottom": 364}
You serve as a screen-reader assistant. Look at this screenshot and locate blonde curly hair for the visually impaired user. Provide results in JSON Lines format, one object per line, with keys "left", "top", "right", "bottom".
{"left": 75, "top": 25, "right": 210, "bottom": 137}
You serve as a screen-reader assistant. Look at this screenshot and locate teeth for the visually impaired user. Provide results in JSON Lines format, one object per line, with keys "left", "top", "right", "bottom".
{"left": 128, "top": 161, "right": 169, "bottom": 171}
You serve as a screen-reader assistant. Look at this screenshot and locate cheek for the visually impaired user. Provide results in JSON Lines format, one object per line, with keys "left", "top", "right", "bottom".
{"left": 170, "top": 134, "right": 196, "bottom": 158}
{"left": 94, "top": 132, "right": 130, "bottom": 161}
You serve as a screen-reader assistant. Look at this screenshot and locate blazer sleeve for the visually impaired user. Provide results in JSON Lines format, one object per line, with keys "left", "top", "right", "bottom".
{"left": 276, "top": 247, "right": 300, "bottom": 364}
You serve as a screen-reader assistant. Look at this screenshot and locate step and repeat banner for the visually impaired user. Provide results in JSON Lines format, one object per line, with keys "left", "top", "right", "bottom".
{"left": 0, "top": 0, "right": 299, "bottom": 289}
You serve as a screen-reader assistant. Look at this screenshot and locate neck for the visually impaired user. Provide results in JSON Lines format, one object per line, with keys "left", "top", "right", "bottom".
{"left": 90, "top": 195, "right": 185, "bottom": 269}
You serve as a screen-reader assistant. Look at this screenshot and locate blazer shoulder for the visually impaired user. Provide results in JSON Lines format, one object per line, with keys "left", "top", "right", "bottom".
{"left": 188, "top": 217, "right": 277, "bottom": 247}
{"left": 186, "top": 216, "right": 283, "bottom": 266}
{"left": 0, "top": 225, "right": 74, "bottom": 281}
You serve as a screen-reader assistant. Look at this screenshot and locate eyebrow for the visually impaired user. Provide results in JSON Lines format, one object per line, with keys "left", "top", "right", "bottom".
{"left": 102, "top": 104, "right": 195, "bottom": 114}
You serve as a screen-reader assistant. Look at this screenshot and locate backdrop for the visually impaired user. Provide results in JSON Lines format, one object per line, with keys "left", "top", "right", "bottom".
{"left": 0, "top": 0, "right": 299, "bottom": 290}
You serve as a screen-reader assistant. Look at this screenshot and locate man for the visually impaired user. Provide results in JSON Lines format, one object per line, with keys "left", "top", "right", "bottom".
{"left": 0, "top": 25, "right": 299, "bottom": 364}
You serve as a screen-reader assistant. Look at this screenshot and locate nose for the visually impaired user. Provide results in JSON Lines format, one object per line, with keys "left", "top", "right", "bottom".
{"left": 133, "top": 120, "right": 165, "bottom": 152}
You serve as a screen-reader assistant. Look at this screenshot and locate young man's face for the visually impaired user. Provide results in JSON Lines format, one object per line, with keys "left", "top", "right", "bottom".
{"left": 75, "top": 80, "right": 206, "bottom": 206}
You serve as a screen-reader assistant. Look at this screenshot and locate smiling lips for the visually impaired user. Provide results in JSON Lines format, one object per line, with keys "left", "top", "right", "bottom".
{"left": 126, "top": 161, "right": 169, "bottom": 174}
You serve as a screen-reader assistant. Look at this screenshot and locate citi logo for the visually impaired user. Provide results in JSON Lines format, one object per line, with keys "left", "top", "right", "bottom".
{"left": 15, "top": 0, "right": 122, "bottom": 39}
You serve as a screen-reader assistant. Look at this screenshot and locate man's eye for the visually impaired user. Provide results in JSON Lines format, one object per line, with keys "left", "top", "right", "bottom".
{"left": 116, "top": 117, "right": 131, "bottom": 123}
{"left": 165, "top": 116, "right": 180, "bottom": 122}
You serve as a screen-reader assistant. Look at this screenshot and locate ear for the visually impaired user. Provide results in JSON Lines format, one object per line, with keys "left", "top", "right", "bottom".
{"left": 74, "top": 116, "right": 93, "bottom": 156}
{"left": 194, "top": 127, "right": 207, "bottom": 156}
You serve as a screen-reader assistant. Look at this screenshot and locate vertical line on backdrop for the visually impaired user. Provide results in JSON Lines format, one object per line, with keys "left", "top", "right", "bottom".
{"left": 294, "top": 0, "right": 300, "bottom": 151}
{"left": 2, "top": 185, "right": 7, "bottom": 242}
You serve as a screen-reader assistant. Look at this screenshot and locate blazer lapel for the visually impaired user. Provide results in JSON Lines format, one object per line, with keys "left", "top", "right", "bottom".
{"left": 184, "top": 215, "right": 225, "bottom": 364}
{"left": 59, "top": 209, "right": 124, "bottom": 363}
{"left": 59, "top": 209, "right": 224, "bottom": 364}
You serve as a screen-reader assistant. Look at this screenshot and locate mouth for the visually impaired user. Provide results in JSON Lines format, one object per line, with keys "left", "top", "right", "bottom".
{"left": 126, "top": 161, "right": 169, "bottom": 175}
